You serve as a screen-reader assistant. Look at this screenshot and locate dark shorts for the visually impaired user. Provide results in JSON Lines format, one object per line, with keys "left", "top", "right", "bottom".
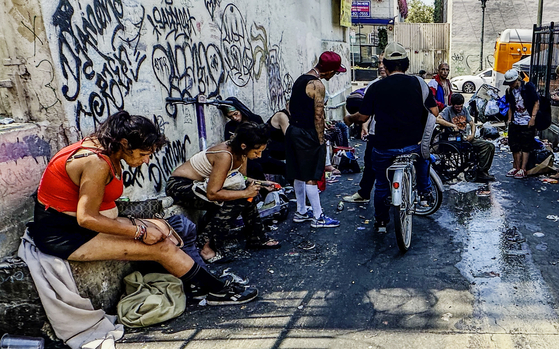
{"left": 27, "top": 201, "right": 98, "bottom": 259}
{"left": 508, "top": 123, "right": 535, "bottom": 153}
{"left": 285, "top": 126, "right": 326, "bottom": 182}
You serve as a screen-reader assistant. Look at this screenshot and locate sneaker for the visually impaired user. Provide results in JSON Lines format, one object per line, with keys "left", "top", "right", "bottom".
{"left": 343, "top": 192, "right": 370, "bottom": 203}
{"left": 293, "top": 209, "right": 314, "bottom": 223}
{"left": 419, "top": 192, "right": 434, "bottom": 207}
{"left": 514, "top": 169, "right": 526, "bottom": 179}
{"left": 188, "top": 284, "right": 208, "bottom": 300}
{"left": 506, "top": 168, "right": 519, "bottom": 177}
{"left": 206, "top": 281, "right": 258, "bottom": 306}
{"left": 373, "top": 220, "right": 388, "bottom": 233}
{"left": 310, "top": 214, "right": 340, "bottom": 228}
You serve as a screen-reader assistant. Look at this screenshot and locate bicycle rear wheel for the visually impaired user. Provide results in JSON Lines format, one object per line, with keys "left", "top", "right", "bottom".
{"left": 392, "top": 170, "right": 413, "bottom": 253}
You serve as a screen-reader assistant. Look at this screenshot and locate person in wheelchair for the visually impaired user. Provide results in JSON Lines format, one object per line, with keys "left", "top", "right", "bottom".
{"left": 437, "top": 93, "right": 496, "bottom": 182}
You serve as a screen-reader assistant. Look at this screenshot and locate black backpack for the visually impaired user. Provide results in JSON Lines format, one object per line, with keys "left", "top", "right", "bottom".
{"left": 536, "top": 94, "right": 552, "bottom": 131}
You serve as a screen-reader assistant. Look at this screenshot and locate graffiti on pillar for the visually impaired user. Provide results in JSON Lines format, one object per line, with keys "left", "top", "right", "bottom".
{"left": 52, "top": 0, "right": 147, "bottom": 131}
{"left": 451, "top": 50, "right": 466, "bottom": 75}
{"left": 221, "top": 4, "right": 253, "bottom": 87}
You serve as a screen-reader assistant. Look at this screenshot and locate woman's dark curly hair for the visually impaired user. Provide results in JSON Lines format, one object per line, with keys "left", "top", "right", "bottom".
{"left": 228, "top": 122, "right": 270, "bottom": 155}
{"left": 92, "top": 111, "right": 168, "bottom": 155}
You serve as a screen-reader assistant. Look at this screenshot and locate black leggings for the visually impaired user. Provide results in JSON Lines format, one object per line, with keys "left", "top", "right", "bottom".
{"left": 166, "top": 176, "right": 267, "bottom": 253}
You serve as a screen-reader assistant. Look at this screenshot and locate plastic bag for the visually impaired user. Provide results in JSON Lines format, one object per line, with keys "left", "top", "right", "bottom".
{"left": 485, "top": 100, "right": 500, "bottom": 116}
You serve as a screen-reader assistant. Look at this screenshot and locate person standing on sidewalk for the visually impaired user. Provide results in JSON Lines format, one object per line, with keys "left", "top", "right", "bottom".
{"left": 286, "top": 51, "right": 345, "bottom": 228}
{"left": 428, "top": 62, "right": 452, "bottom": 111}
{"left": 343, "top": 60, "right": 387, "bottom": 203}
{"left": 504, "top": 69, "right": 539, "bottom": 179}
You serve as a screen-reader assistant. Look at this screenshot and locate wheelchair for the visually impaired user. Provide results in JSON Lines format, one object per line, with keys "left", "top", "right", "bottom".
{"left": 429, "top": 128, "right": 479, "bottom": 182}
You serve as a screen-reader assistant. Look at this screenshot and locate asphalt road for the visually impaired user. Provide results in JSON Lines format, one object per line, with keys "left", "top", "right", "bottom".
{"left": 90, "top": 138, "right": 559, "bottom": 349}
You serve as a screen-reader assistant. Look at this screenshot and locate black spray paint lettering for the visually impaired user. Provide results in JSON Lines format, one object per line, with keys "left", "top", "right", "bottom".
{"left": 221, "top": 4, "right": 253, "bottom": 87}
{"left": 52, "top": 0, "right": 146, "bottom": 131}
{"left": 122, "top": 134, "right": 191, "bottom": 192}
{"left": 153, "top": 42, "right": 224, "bottom": 118}
{"left": 147, "top": 4, "right": 196, "bottom": 41}
{"left": 204, "top": 0, "right": 221, "bottom": 19}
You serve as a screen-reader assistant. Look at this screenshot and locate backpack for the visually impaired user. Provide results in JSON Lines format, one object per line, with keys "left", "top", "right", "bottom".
{"left": 536, "top": 94, "right": 552, "bottom": 131}
{"left": 415, "top": 76, "right": 437, "bottom": 159}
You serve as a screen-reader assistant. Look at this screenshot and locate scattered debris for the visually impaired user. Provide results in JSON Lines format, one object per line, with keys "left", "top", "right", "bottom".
{"left": 441, "top": 313, "right": 453, "bottom": 321}
{"left": 546, "top": 215, "right": 559, "bottom": 221}
{"left": 534, "top": 232, "right": 545, "bottom": 238}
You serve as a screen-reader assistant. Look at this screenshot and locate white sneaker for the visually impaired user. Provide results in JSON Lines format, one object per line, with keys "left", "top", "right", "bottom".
{"left": 342, "top": 192, "right": 370, "bottom": 203}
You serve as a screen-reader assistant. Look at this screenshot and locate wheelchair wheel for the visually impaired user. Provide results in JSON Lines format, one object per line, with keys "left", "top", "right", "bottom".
{"left": 430, "top": 142, "right": 463, "bottom": 181}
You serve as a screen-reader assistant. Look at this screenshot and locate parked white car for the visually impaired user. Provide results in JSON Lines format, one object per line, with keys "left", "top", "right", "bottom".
{"left": 450, "top": 69, "right": 493, "bottom": 94}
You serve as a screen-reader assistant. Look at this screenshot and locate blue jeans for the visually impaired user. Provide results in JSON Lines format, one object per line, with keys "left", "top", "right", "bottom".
{"left": 371, "top": 144, "right": 431, "bottom": 222}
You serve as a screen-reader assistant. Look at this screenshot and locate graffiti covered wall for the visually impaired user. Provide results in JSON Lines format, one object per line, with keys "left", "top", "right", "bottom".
{"left": 0, "top": 0, "right": 349, "bottom": 258}
{"left": 35, "top": 0, "right": 349, "bottom": 199}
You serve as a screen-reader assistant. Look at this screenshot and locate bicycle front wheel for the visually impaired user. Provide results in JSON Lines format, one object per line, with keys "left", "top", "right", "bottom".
{"left": 392, "top": 171, "right": 413, "bottom": 253}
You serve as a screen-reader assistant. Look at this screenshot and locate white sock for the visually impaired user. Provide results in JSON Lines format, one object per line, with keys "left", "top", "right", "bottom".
{"left": 294, "top": 180, "right": 307, "bottom": 214}
{"left": 305, "top": 184, "right": 323, "bottom": 219}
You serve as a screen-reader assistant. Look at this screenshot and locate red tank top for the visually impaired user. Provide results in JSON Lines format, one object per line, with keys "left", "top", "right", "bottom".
{"left": 37, "top": 140, "right": 124, "bottom": 212}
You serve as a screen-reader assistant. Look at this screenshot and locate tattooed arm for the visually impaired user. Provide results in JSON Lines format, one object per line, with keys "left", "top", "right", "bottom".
{"left": 306, "top": 79, "right": 326, "bottom": 144}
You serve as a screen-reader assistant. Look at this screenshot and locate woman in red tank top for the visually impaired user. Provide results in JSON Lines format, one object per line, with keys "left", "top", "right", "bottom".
{"left": 29, "top": 111, "right": 258, "bottom": 314}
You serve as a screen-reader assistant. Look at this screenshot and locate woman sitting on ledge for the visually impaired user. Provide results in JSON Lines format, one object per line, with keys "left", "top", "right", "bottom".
{"left": 166, "top": 122, "right": 281, "bottom": 264}
{"left": 28, "top": 110, "right": 257, "bottom": 305}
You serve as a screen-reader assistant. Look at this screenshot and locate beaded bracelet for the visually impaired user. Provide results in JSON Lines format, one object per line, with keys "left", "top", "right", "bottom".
{"left": 134, "top": 224, "right": 147, "bottom": 241}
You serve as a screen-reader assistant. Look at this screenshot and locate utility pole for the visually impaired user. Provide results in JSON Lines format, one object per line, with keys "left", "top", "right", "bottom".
{"left": 479, "top": 0, "right": 487, "bottom": 71}
{"left": 537, "top": 0, "right": 543, "bottom": 27}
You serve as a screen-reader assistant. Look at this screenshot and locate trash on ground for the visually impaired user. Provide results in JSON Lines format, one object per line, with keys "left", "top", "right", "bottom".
{"left": 357, "top": 227, "right": 366, "bottom": 230}
{"left": 441, "top": 313, "right": 453, "bottom": 321}
{"left": 198, "top": 298, "right": 207, "bottom": 306}
{"left": 546, "top": 215, "right": 559, "bottom": 221}
{"left": 449, "top": 182, "right": 484, "bottom": 193}
{"left": 542, "top": 178, "right": 559, "bottom": 184}
{"left": 534, "top": 232, "right": 545, "bottom": 237}
{"left": 536, "top": 243, "right": 548, "bottom": 251}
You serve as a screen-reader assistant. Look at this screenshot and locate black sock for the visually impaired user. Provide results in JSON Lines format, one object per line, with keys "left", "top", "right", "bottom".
{"left": 180, "top": 262, "right": 224, "bottom": 293}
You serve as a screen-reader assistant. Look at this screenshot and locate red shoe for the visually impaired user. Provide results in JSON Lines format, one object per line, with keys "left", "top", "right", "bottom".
{"left": 506, "top": 168, "right": 519, "bottom": 177}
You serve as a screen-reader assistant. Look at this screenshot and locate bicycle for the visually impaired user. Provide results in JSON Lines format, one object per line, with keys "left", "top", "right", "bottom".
{"left": 386, "top": 153, "right": 444, "bottom": 253}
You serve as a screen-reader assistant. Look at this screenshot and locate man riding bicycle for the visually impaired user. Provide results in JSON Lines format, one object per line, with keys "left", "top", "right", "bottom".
{"left": 345, "top": 42, "right": 439, "bottom": 233}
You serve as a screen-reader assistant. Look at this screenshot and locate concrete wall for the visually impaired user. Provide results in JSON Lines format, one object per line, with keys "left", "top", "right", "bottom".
{"left": 448, "top": 0, "right": 559, "bottom": 78}
{"left": 0, "top": 0, "right": 350, "bottom": 335}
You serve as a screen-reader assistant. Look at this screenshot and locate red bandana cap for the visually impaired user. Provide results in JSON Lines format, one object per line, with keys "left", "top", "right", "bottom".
{"left": 318, "top": 51, "right": 347, "bottom": 73}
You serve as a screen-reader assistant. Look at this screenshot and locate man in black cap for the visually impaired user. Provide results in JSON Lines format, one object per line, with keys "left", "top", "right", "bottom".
{"left": 286, "top": 51, "right": 346, "bottom": 229}
{"left": 345, "top": 42, "right": 439, "bottom": 233}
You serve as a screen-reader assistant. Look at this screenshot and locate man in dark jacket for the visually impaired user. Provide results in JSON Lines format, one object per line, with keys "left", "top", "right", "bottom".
{"left": 503, "top": 69, "right": 539, "bottom": 179}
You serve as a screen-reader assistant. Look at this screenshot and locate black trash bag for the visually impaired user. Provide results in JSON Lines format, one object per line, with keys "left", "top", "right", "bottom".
{"left": 536, "top": 95, "right": 552, "bottom": 131}
{"left": 337, "top": 152, "right": 361, "bottom": 174}
{"left": 527, "top": 148, "right": 554, "bottom": 171}
{"left": 480, "top": 125, "right": 499, "bottom": 140}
